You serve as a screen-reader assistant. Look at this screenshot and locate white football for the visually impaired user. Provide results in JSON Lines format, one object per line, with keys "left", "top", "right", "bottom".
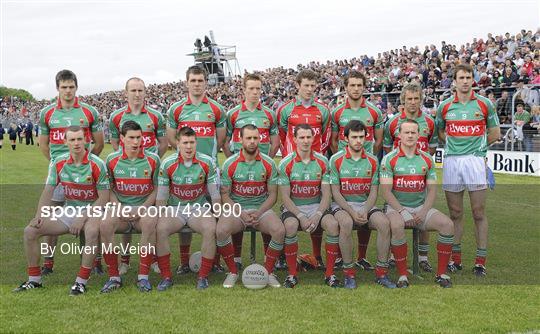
{"left": 242, "top": 263, "right": 269, "bottom": 290}
{"left": 189, "top": 251, "right": 202, "bottom": 273}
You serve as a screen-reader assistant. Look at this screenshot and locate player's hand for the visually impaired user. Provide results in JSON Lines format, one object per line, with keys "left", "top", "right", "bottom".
{"left": 29, "top": 217, "right": 43, "bottom": 229}
{"left": 306, "top": 212, "right": 322, "bottom": 233}
{"left": 413, "top": 209, "right": 427, "bottom": 226}
{"left": 250, "top": 210, "right": 261, "bottom": 222}
{"left": 353, "top": 209, "right": 368, "bottom": 225}
{"left": 69, "top": 219, "right": 85, "bottom": 236}
{"left": 240, "top": 212, "right": 254, "bottom": 226}
{"left": 400, "top": 209, "right": 416, "bottom": 228}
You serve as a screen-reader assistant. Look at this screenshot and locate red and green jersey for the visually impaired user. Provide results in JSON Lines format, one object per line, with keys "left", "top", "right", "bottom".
{"left": 436, "top": 92, "right": 499, "bottom": 157}
{"left": 328, "top": 146, "right": 378, "bottom": 203}
{"left": 278, "top": 150, "right": 330, "bottom": 206}
{"left": 221, "top": 150, "right": 279, "bottom": 209}
{"left": 106, "top": 150, "right": 160, "bottom": 206}
{"left": 380, "top": 147, "right": 436, "bottom": 208}
{"left": 277, "top": 98, "right": 331, "bottom": 156}
{"left": 39, "top": 97, "right": 102, "bottom": 160}
{"left": 167, "top": 96, "right": 225, "bottom": 161}
{"left": 45, "top": 151, "right": 109, "bottom": 207}
{"left": 226, "top": 101, "right": 278, "bottom": 155}
{"left": 331, "top": 97, "right": 384, "bottom": 153}
{"left": 158, "top": 151, "right": 218, "bottom": 207}
{"left": 383, "top": 110, "right": 437, "bottom": 152}
{"left": 109, "top": 104, "right": 165, "bottom": 155}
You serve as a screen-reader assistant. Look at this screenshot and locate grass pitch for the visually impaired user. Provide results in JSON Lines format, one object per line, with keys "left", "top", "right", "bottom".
{"left": 1, "top": 143, "right": 539, "bottom": 333}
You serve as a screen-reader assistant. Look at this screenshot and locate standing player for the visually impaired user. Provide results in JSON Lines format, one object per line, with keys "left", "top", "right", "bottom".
{"left": 14, "top": 126, "right": 109, "bottom": 295}
{"left": 154, "top": 126, "right": 220, "bottom": 290}
{"left": 330, "top": 71, "right": 384, "bottom": 271}
{"left": 223, "top": 72, "right": 280, "bottom": 269}
{"left": 167, "top": 66, "right": 226, "bottom": 274}
{"left": 38, "top": 70, "right": 104, "bottom": 275}
{"left": 436, "top": 64, "right": 500, "bottom": 276}
{"left": 329, "top": 120, "right": 396, "bottom": 289}
{"left": 108, "top": 77, "right": 167, "bottom": 275}
{"left": 216, "top": 124, "right": 285, "bottom": 288}
{"left": 380, "top": 119, "right": 454, "bottom": 288}
{"left": 383, "top": 82, "right": 438, "bottom": 272}
{"left": 278, "top": 124, "right": 340, "bottom": 288}
{"left": 277, "top": 69, "right": 331, "bottom": 268}
{"left": 98, "top": 121, "right": 160, "bottom": 293}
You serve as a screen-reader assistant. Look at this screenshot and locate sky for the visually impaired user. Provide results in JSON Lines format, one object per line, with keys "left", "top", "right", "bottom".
{"left": 1, "top": 0, "right": 539, "bottom": 99}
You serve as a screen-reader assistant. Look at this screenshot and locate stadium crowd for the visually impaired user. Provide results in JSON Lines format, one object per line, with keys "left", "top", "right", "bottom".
{"left": 1, "top": 28, "right": 539, "bottom": 149}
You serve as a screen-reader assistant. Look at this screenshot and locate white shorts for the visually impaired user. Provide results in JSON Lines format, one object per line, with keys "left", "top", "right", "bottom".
{"left": 52, "top": 185, "right": 65, "bottom": 203}
{"left": 443, "top": 155, "right": 487, "bottom": 192}
{"left": 331, "top": 201, "right": 369, "bottom": 213}
{"left": 283, "top": 203, "right": 320, "bottom": 218}
{"left": 54, "top": 206, "right": 78, "bottom": 228}
{"left": 385, "top": 205, "right": 439, "bottom": 231}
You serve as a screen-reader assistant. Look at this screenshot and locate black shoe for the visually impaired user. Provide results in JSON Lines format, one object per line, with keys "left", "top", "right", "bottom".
{"left": 333, "top": 258, "right": 343, "bottom": 269}
{"left": 396, "top": 277, "right": 409, "bottom": 288}
{"left": 324, "top": 275, "right": 342, "bottom": 288}
{"left": 355, "top": 258, "right": 374, "bottom": 271}
{"left": 13, "top": 281, "right": 42, "bottom": 292}
{"left": 419, "top": 260, "right": 433, "bottom": 273}
{"left": 447, "top": 261, "right": 463, "bottom": 273}
{"left": 283, "top": 275, "right": 298, "bottom": 288}
{"left": 212, "top": 264, "right": 225, "bottom": 273}
{"left": 70, "top": 282, "right": 87, "bottom": 296}
{"left": 92, "top": 263, "right": 104, "bottom": 275}
{"left": 176, "top": 264, "right": 191, "bottom": 275}
{"left": 473, "top": 265, "right": 486, "bottom": 277}
{"left": 315, "top": 256, "right": 325, "bottom": 270}
{"left": 435, "top": 275, "right": 453, "bottom": 288}
{"left": 41, "top": 266, "right": 54, "bottom": 276}
{"left": 235, "top": 261, "right": 243, "bottom": 272}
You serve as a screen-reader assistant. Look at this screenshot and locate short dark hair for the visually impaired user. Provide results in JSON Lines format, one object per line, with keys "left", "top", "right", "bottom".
{"left": 176, "top": 126, "right": 196, "bottom": 139}
{"left": 344, "top": 71, "right": 366, "bottom": 87}
{"left": 296, "top": 69, "right": 318, "bottom": 84}
{"left": 453, "top": 64, "right": 473, "bottom": 79}
{"left": 56, "top": 70, "right": 78, "bottom": 88}
{"left": 186, "top": 65, "right": 208, "bottom": 81}
{"left": 293, "top": 123, "right": 314, "bottom": 137}
{"left": 120, "top": 120, "right": 142, "bottom": 136}
{"left": 243, "top": 73, "right": 262, "bottom": 87}
{"left": 399, "top": 119, "right": 420, "bottom": 132}
{"left": 240, "top": 124, "right": 258, "bottom": 137}
{"left": 344, "top": 120, "right": 366, "bottom": 137}
{"left": 64, "top": 125, "right": 83, "bottom": 136}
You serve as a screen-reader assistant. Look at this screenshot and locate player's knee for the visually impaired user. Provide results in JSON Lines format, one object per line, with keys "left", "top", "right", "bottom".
{"left": 23, "top": 225, "right": 39, "bottom": 240}
{"left": 338, "top": 217, "right": 353, "bottom": 234}
{"left": 324, "top": 217, "right": 339, "bottom": 235}
{"left": 376, "top": 218, "right": 391, "bottom": 237}
{"left": 448, "top": 206, "right": 464, "bottom": 221}
{"left": 215, "top": 223, "right": 230, "bottom": 241}
{"left": 471, "top": 207, "right": 486, "bottom": 222}
{"left": 270, "top": 223, "right": 285, "bottom": 241}
{"left": 283, "top": 218, "right": 298, "bottom": 236}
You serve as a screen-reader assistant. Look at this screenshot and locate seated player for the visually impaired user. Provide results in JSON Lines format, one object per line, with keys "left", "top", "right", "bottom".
{"left": 154, "top": 126, "right": 220, "bottom": 290}
{"left": 329, "top": 120, "right": 396, "bottom": 289}
{"left": 216, "top": 124, "right": 285, "bottom": 288}
{"left": 14, "top": 126, "right": 109, "bottom": 295}
{"left": 380, "top": 119, "right": 454, "bottom": 288}
{"left": 278, "top": 124, "right": 340, "bottom": 288}
{"left": 99, "top": 121, "right": 160, "bottom": 293}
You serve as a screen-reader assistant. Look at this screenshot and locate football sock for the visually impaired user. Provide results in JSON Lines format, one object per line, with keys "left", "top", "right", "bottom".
{"left": 284, "top": 235, "right": 298, "bottom": 276}
{"left": 391, "top": 239, "right": 408, "bottom": 277}
{"left": 217, "top": 238, "right": 237, "bottom": 274}
{"left": 264, "top": 240, "right": 283, "bottom": 274}
{"left": 437, "top": 234, "right": 454, "bottom": 276}
{"left": 325, "top": 235, "right": 339, "bottom": 277}
{"left": 356, "top": 229, "right": 371, "bottom": 261}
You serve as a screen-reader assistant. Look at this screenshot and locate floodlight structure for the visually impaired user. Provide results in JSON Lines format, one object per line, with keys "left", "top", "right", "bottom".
{"left": 188, "top": 31, "right": 241, "bottom": 85}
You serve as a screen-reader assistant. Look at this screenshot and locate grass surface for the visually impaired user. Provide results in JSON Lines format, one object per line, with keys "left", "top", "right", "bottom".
{"left": 0, "top": 144, "right": 539, "bottom": 333}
